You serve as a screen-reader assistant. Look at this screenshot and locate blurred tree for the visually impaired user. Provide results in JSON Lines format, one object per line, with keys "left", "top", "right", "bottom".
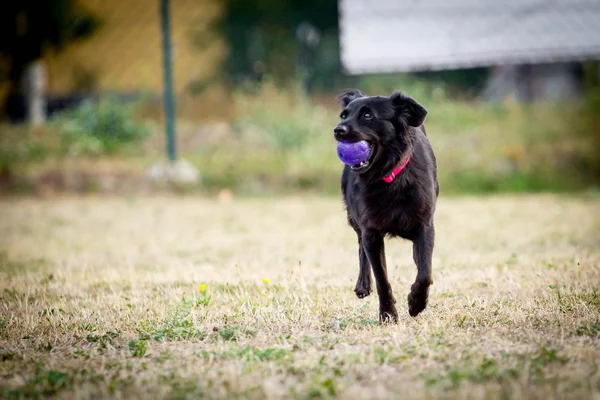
{"left": 0, "top": 0, "right": 100, "bottom": 121}
{"left": 201, "top": 0, "right": 342, "bottom": 93}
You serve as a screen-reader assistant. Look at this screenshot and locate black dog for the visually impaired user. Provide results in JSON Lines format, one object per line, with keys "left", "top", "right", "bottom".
{"left": 335, "top": 90, "right": 438, "bottom": 323}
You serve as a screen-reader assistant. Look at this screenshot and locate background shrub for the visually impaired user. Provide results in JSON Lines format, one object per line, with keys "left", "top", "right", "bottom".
{"left": 50, "top": 97, "right": 151, "bottom": 156}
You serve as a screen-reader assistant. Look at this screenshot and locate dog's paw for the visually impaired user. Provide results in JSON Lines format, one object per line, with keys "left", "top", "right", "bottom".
{"left": 354, "top": 284, "right": 371, "bottom": 299}
{"left": 354, "top": 277, "right": 371, "bottom": 299}
{"left": 379, "top": 307, "right": 399, "bottom": 324}
{"left": 407, "top": 282, "right": 430, "bottom": 317}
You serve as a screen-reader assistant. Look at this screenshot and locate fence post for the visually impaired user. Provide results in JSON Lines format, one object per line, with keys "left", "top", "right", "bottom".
{"left": 25, "top": 60, "right": 47, "bottom": 126}
{"left": 160, "top": 0, "right": 177, "bottom": 162}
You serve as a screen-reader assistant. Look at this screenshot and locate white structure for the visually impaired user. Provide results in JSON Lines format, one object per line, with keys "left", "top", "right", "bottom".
{"left": 339, "top": 0, "right": 600, "bottom": 74}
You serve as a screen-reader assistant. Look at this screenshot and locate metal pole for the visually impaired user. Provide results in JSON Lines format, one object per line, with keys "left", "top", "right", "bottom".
{"left": 160, "top": 0, "right": 177, "bottom": 161}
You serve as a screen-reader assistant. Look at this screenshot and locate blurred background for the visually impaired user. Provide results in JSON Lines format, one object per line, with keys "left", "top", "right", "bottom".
{"left": 0, "top": 0, "right": 599, "bottom": 197}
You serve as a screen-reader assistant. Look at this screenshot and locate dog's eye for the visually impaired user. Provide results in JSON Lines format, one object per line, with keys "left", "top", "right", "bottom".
{"left": 340, "top": 112, "right": 347, "bottom": 120}
{"left": 363, "top": 112, "right": 373, "bottom": 120}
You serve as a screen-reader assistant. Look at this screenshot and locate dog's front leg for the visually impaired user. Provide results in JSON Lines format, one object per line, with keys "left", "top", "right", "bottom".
{"left": 354, "top": 234, "right": 372, "bottom": 298}
{"left": 408, "top": 224, "right": 434, "bottom": 317}
{"left": 361, "top": 231, "right": 398, "bottom": 323}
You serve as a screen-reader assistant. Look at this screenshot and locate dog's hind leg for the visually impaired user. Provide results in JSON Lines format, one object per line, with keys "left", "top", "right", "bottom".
{"left": 361, "top": 231, "right": 398, "bottom": 323}
{"left": 408, "top": 224, "right": 434, "bottom": 317}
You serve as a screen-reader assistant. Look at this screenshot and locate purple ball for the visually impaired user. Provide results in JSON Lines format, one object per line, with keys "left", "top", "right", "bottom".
{"left": 336, "top": 140, "right": 370, "bottom": 166}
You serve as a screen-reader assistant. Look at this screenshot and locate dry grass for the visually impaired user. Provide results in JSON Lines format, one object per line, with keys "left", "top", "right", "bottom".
{"left": 0, "top": 194, "right": 599, "bottom": 399}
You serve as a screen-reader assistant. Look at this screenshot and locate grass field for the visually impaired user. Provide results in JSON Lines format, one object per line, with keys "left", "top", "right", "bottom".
{"left": 1, "top": 194, "right": 599, "bottom": 399}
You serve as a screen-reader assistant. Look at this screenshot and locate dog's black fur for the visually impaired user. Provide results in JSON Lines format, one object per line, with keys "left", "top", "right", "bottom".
{"left": 334, "top": 89, "right": 438, "bottom": 323}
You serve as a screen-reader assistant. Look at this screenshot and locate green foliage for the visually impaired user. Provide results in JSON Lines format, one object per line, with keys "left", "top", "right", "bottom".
{"left": 50, "top": 97, "right": 151, "bottom": 156}
{"left": 576, "top": 322, "right": 600, "bottom": 336}
{"left": 529, "top": 347, "right": 568, "bottom": 380}
{"left": 1, "top": 369, "right": 72, "bottom": 398}
{"left": 232, "top": 83, "right": 322, "bottom": 151}
{"left": 215, "top": 325, "right": 257, "bottom": 342}
{"left": 84, "top": 330, "right": 120, "bottom": 352}
{"left": 190, "top": 288, "right": 211, "bottom": 307}
{"left": 372, "top": 345, "right": 399, "bottom": 365}
{"left": 353, "top": 74, "right": 448, "bottom": 101}
{"left": 423, "top": 348, "right": 567, "bottom": 390}
{"left": 0, "top": 97, "right": 151, "bottom": 173}
{"left": 0, "top": 126, "right": 51, "bottom": 170}
{"left": 128, "top": 339, "right": 148, "bottom": 357}
{"left": 137, "top": 298, "right": 206, "bottom": 342}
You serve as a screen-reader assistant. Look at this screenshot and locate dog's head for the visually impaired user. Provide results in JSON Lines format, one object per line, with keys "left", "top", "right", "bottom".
{"left": 334, "top": 89, "right": 427, "bottom": 178}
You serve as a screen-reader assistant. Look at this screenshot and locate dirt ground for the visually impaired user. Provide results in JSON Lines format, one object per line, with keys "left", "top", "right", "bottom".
{"left": 1, "top": 194, "right": 599, "bottom": 399}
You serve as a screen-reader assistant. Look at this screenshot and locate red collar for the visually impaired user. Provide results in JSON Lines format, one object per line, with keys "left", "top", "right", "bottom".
{"left": 383, "top": 157, "right": 410, "bottom": 183}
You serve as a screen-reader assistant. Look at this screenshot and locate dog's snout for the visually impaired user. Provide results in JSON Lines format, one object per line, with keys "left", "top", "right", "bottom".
{"left": 334, "top": 125, "right": 348, "bottom": 138}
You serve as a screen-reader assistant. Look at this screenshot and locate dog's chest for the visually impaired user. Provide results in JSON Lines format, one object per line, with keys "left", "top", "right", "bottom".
{"left": 348, "top": 190, "right": 421, "bottom": 236}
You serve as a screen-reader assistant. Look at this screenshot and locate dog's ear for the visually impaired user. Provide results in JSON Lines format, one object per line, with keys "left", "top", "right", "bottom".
{"left": 337, "top": 89, "right": 367, "bottom": 107}
{"left": 390, "top": 92, "right": 427, "bottom": 127}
